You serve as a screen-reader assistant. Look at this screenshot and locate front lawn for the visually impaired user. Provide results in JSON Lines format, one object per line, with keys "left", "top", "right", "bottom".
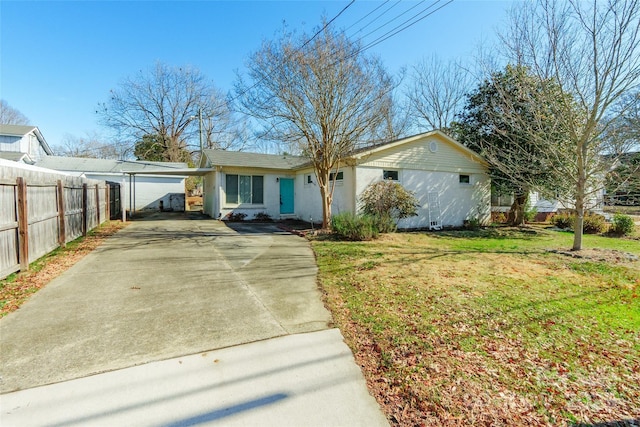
{"left": 313, "top": 227, "right": 640, "bottom": 426}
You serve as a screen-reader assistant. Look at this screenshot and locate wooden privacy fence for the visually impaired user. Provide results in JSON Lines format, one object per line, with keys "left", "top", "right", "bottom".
{"left": 0, "top": 166, "right": 109, "bottom": 279}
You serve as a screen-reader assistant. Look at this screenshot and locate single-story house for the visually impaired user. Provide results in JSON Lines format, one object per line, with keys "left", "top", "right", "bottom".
{"left": 200, "top": 131, "right": 491, "bottom": 229}
{"left": 36, "top": 156, "right": 188, "bottom": 213}
{"left": 0, "top": 124, "right": 53, "bottom": 164}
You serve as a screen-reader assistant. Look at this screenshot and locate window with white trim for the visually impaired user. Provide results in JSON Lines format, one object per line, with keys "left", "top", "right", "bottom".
{"left": 225, "top": 174, "right": 264, "bottom": 204}
{"left": 329, "top": 171, "right": 344, "bottom": 181}
{"left": 383, "top": 170, "right": 399, "bottom": 181}
{"left": 459, "top": 174, "right": 471, "bottom": 185}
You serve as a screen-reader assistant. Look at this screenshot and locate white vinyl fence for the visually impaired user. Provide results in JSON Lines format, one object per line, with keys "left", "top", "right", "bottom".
{"left": 0, "top": 163, "right": 109, "bottom": 279}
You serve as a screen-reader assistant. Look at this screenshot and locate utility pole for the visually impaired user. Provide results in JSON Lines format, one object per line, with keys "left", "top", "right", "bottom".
{"left": 198, "top": 107, "right": 204, "bottom": 154}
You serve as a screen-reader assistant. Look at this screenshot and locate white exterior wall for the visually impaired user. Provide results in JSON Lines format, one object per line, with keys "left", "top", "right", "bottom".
{"left": 355, "top": 133, "right": 490, "bottom": 228}
{"left": 216, "top": 168, "right": 295, "bottom": 220}
{"left": 295, "top": 167, "right": 356, "bottom": 225}
{"left": 295, "top": 169, "right": 322, "bottom": 223}
{"left": 84, "top": 173, "right": 185, "bottom": 212}
{"left": 0, "top": 132, "right": 47, "bottom": 161}
{"left": 355, "top": 166, "right": 490, "bottom": 228}
{"left": 203, "top": 171, "right": 218, "bottom": 218}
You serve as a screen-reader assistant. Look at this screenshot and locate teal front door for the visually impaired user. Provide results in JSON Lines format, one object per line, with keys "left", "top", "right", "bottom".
{"left": 279, "top": 178, "right": 294, "bottom": 214}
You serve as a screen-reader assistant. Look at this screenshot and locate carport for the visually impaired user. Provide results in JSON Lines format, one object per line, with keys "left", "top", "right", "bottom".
{"left": 122, "top": 167, "right": 214, "bottom": 219}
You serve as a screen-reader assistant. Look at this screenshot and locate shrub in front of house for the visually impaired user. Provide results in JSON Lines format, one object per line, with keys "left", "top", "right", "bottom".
{"left": 551, "top": 212, "right": 606, "bottom": 234}
{"left": 359, "top": 180, "right": 419, "bottom": 233}
{"left": 331, "top": 212, "right": 379, "bottom": 241}
{"left": 552, "top": 213, "right": 574, "bottom": 229}
{"left": 609, "top": 213, "right": 635, "bottom": 236}
{"left": 254, "top": 212, "right": 272, "bottom": 222}
{"left": 583, "top": 213, "right": 607, "bottom": 234}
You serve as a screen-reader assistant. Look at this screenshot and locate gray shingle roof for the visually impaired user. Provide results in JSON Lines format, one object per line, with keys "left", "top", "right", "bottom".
{"left": 0, "top": 124, "right": 36, "bottom": 136}
{"left": 0, "top": 151, "right": 33, "bottom": 162}
{"left": 37, "top": 156, "right": 189, "bottom": 173}
{"left": 203, "top": 149, "right": 309, "bottom": 170}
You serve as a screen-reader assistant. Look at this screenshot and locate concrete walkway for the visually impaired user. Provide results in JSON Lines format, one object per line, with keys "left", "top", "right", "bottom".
{"left": 0, "top": 213, "right": 388, "bottom": 426}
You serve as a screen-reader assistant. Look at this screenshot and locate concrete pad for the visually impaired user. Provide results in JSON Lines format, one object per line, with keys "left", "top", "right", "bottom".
{"left": 0, "top": 329, "right": 388, "bottom": 427}
{"left": 0, "top": 218, "right": 331, "bottom": 393}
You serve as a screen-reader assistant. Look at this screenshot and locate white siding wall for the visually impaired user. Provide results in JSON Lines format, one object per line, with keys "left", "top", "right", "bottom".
{"left": 0, "top": 133, "right": 47, "bottom": 161}
{"left": 296, "top": 170, "right": 322, "bottom": 223}
{"left": 202, "top": 171, "right": 217, "bottom": 218}
{"left": 355, "top": 167, "right": 490, "bottom": 228}
{"left": 82, "top": 173, "right": 185, "bottom": 211}
{"left": 295, "top": 167, "right": 355, "bottom": 225}
{"left": 0, "top": 135, "right": 25, "bottom": 154}
{"left": 217, "top": 168, "right": 293, "bottom": 220}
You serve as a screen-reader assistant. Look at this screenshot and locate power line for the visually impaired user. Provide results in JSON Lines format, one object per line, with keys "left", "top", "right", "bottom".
{"left": 358, "top": 0, "right": 454, "bottom": 54}
{"left": 226, "top": 0, "right": 356, "bottom": 110}
{"left": 357, "top": 0, "right": 427, "bottom": 41}
{"left": 342, "top": 0, "right": 391, "bottom": 34}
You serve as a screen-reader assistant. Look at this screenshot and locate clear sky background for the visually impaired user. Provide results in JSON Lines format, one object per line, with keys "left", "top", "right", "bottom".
{"left": 0, "top": 0, "right": 513, "bottom": 149}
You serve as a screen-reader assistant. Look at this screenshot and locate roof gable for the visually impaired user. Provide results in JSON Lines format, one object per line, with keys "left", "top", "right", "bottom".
{"left": 0, "top": 124, "right": 53, "bottom": 155}
{"left": 349, "top": 131, "right": 486, "bottom": 174}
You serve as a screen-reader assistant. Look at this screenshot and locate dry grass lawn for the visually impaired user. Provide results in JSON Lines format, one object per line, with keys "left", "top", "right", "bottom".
{"left": 313, "top": 227, "right": 640, "bottom": 426}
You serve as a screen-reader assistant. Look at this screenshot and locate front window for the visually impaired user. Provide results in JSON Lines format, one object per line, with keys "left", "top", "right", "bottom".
{"left": 226, "top": 174, "right": 263, "bottom": 204}
{"left": 459, "top": 174, "right": 471, "bottom": 184}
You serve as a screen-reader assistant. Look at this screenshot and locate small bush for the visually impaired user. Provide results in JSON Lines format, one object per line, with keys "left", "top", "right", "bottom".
{"left": 226, "top": 212, "right": 247, "bottom": 221}
{"left": 582, "top": 213, "right": 606, "bottom": 234}
{"left": 360, "top": 181, "right": 419, "bottom": 222}
{"left": 551, "top": 212, "right": 606, "bottom": 233}
{"left": 373, "top": 214, "right": 397, "bottom": 233}
{"left": 552, "top": 213, "right": 573, "bottom": 229}
{"left": 524, "top": 206, "right": 538, "bottom": 223}
{"left": 492, "top": 212, "right": 507, "bottom": 224}
{"left": 463, "top": 217, "right": 482, "bottom": 230}
{"left": 254, "top": 212, "right": 272, "bottom": 222}
{"left": 609, "top": 213, "right": 635, "bottom": 236}
{"left": 332, "top": 212, "right": 379, "bottom": 241}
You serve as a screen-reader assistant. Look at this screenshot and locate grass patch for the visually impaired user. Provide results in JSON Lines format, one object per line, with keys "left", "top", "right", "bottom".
{"left": 314, "top": 228, "right": 640, "bottom": 426}
{"left": 0, "top": 221, "right": 128, "bottom": 317}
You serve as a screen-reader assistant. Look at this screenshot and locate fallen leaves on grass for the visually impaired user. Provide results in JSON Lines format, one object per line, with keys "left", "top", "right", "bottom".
{"left": 315, "top": 230, "right": 640, "bottom": 426}
{"left": 0, "top": 221, "right": 128, "bottom": 317}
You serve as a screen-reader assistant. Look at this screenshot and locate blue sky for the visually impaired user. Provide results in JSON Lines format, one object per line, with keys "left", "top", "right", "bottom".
{"left": 0, "top": 0, "right": 513, "bottom": 149}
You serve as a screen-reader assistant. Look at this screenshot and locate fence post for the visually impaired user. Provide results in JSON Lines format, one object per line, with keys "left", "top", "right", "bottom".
{"left": 82, "top": 183, "right": 88, "bottom": 236}
{"left": 105, "top": 184, "right": 110, "bottom": 221}
{"left": 95, "top": 184, "right": 100, "bottom": 225}
{"left": 16, "top": 177, "right": 29, "bottom": 271}
{"left": 57, "top": 180, "right": 66, "bottom": 247}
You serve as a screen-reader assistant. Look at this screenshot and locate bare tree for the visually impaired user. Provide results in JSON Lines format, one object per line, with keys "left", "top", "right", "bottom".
{"left": 0, "top": 100, "right": 30, "bottom": 125}
{"left": 236, "top": 23, "right": 396, "bottom": 228}
{"left": 97, "top": 62, "right": 236, "bottom": 162}
{"left": 407, "top": 55, "right": 472, "bottom": 132}
{"left": 54, "top": 132, "right": 124, "bottom": 159}
{"left": 501, "top": 0, "right": 640, "bottom": 250}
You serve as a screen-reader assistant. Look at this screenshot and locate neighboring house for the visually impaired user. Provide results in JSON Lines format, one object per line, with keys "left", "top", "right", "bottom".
{"left": 0, "top": 124, "right": 53, "bottom": 164}
{"left": 492, "top": 189, "right": 605, "bottom": 221}
{"left": 200, "top": 131, "right": 491, "bottom": 229}
{"left": 36, "top": 156, "right": 188, "bottom": 212}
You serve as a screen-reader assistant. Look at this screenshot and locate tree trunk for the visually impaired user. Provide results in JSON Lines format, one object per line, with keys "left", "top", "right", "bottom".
{"left": 319, "top": 183, "right": 332, "bottom": 229}
{"left": 508, "top": 192, "right": 528, "bottom": 226}
{"left": 572, "top": 178, "right": 586, "bottom": 251}
{"left": 572, "top": 142, "right": 588, "bottom": 251}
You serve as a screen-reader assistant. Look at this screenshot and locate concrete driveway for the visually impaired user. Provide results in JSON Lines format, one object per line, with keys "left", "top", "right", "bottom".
{"left": 1, "top": 213, "right": 389, "bottom": 426}
{"left": 1, "top": 213, "right": 333, "bottom": 393}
